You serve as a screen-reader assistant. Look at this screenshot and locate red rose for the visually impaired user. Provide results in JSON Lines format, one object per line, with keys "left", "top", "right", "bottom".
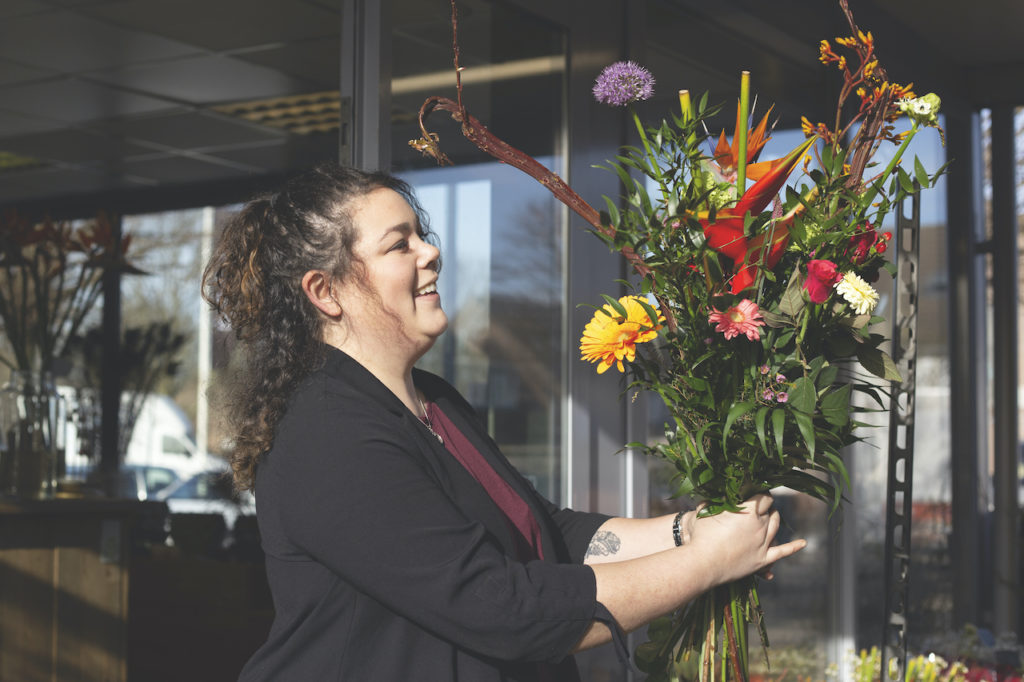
{"left": 804, "top": 259, "right": 842, "bottom": 303}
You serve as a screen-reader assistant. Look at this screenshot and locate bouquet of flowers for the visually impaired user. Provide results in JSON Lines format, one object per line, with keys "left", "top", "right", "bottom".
{"left": 413, "top": 1, "right": 945, "bottom": 679}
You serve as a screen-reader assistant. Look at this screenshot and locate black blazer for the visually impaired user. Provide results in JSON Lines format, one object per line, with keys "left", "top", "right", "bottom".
{"left": 238, "top": 347, "right": 614, "bottom": 681}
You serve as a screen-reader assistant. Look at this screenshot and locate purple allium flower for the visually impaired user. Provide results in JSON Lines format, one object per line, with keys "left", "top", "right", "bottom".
{"left": 776, "top": 392, "right": 789, "bottom": 403}
{"left": 593, "top": 61, "right": 655, "bottom": 106}
{"left": 762, "top": 389, "right": 775, "bottom": 401}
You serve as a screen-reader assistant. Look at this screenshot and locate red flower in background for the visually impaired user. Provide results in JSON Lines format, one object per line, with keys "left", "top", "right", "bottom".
{"left": 846, "top": 222, "right": 892, "bottom": 264}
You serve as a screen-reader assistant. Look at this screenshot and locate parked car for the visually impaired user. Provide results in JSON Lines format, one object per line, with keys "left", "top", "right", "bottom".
{"left": 66, "top": 463, "right": 180, "bottom": 501}
{"left": 156, "top": 468, "right": 255, "bottom": 531}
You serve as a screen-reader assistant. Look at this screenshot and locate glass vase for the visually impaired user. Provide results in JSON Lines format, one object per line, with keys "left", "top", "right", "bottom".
{"left": 0, "top": 371, "right": 65, "bottom": 498}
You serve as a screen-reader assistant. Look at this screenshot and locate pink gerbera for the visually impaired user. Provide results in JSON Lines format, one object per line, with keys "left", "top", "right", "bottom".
{"left": 709, "top": 298, "right": 765, "bottom": 341}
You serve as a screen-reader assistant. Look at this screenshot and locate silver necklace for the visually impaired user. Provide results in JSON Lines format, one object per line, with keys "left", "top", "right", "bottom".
{"left": 417, "top": 397, "right": 444, "bottom": 444}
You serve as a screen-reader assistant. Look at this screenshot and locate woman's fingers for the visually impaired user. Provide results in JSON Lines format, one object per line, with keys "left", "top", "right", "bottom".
{"left": 751, "top": 492, "right": 774, "bottom": 515}
{"left": 765, "top": 538, "right": 807, "bottom": 564}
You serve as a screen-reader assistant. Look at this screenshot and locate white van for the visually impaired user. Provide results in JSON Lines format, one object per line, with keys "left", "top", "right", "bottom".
{"left": 64, "top": 392, "right": 216, "bottom": 496}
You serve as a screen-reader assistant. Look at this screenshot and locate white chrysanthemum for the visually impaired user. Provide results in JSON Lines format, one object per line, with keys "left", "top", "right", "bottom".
{"left": 836, "top": 272, "right": 879, "bottom": 315}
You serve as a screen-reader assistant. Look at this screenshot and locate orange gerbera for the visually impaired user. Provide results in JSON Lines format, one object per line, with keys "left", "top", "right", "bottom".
{"left": 580, "top": 295, "right": 664, "bottom": 374}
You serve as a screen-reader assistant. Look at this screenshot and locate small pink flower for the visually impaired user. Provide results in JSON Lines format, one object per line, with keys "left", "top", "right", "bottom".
{"left": 708, "top": 299, "right": 765, "bottom": 341}
{"left": 759, "top": 364, "right": 770, "bottom": 375}
{"left": 775, "top": 373, "right": 786, "bottom": 384}
{"left": 776, "top": 392, "right": 789, "bottom": 403}
{"left": 762, "top": 389, "right": 775, "bottom": 401}
{"left": 804, "top": 259, "right": 842, "bottom": 304}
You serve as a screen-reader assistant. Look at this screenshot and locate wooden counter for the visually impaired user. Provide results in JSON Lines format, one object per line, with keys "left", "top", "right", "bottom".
{"left": 0, "top": 498, "right": 167, "bottom": 682}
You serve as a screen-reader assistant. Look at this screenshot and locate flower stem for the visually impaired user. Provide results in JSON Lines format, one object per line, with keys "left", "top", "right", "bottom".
{"left": 736, "top": 71, "right": 750, "bottom": 198}
{"left": 860, "top": 122, "right": 920, "bottom": 209}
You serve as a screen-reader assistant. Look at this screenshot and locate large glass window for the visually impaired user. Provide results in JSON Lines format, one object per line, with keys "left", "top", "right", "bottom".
{"left": 390, "top": 0, "right": 568, "bottom": 500}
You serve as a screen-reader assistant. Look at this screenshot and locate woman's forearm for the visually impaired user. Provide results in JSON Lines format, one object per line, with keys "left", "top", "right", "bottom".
{"left": 574, "top": 544, "right": 716, "bottom": 651}
{"left": 583, "top": 512, "right": 691, "bottom": 565}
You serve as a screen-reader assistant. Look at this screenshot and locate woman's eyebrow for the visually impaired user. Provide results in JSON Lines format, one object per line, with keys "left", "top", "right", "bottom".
{"left": 377, "top": 222, "right": 414, "bottom": 243}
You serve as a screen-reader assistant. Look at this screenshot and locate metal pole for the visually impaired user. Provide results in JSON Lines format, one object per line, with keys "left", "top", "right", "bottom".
{"left": 99, "top": 213, "right": 123, "bottom": 496}
{"left": 945, "top": 108, "right": 986, "bottom": 628}
{"left": 340, "top": 0, "right": 391, "bottom": 170}
{"left": 195, "top": 207, "right": 214, "bottom": 466}
{"left": 882, "top": 188, "right": 921, "bottom": 681}
{"left": 989, "top": 105, "right": 1019, "bottom": 636}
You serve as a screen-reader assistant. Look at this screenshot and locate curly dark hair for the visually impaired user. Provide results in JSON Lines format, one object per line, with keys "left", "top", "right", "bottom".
{"left": 202, "top": 162, "right": 429, "bottom": 491}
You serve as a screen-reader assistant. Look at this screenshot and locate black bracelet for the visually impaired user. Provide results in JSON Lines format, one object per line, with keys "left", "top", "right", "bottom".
{"left": 672, "top": 510, "right": 686, "bottom": 547}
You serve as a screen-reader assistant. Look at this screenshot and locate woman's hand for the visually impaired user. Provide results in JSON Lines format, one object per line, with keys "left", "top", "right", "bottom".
{"left": 686, "top": 493, "right": 802, "bottom": 586}
{"left": 575, "top": 492, "right": 804, "bottom": 653}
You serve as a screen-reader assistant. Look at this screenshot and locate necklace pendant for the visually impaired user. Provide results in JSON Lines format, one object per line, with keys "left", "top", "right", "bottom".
{"left": 417, "top": 397, "right": 443, "bottom": 444}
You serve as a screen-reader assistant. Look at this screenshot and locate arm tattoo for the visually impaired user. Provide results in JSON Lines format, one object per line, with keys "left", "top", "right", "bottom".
{"left": 584, "top": 530, "right": 622, "bottom": 559}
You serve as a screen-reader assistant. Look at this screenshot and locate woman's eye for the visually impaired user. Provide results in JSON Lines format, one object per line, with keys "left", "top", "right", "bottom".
{"left": 388, "top": 239, "right": 409, "bottom": 253}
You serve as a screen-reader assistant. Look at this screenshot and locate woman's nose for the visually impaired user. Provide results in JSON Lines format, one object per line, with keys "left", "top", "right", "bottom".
{"left": 419, "top": 240, "right": 441, "bottom": 270}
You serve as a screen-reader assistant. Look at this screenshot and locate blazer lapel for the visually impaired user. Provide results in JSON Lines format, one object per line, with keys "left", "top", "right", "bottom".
{"left": 426, "top": 387, "right": 561, "bottom": 563}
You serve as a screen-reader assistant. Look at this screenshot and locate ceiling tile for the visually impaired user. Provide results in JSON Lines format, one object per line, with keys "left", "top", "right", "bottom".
{"left": 0, "top": 108, "right": 64, "bottom": 137}
{"left": 0, "top": 0, "right": 49, "bottom": 20}
{"left": 98, "top": 111, "right": 284, "bottom": 152}
{"left": 122, "top": 154, "right": 259, "bottom": 184}
{"left": 232, "top": 37, "right": 341, "bottom": 90}
{"left": 0, "top": 10, "right": 199, "bottom": 74}
{"left": 0, "top": 165, "right": 140, "bottom": 204}
{"left": 0, "top": 57, "right": 57, "bottom": 87}
{"left": 0, "top": 77, "right": 176, "bottom": 124}
{"left": 0, "top": 128, "right": 151, "bottom": 164}
{"left": 84, "top": 0, "right": 337, "bottom": 53}
{"left": 88, "top": 54, "right": 312, "bottom": 105}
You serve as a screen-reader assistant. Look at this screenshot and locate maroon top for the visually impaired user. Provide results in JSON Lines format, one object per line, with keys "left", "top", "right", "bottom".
{"left": 424, "top": 402, "right": 574, "bottom": 682}
{"left": 425, "top": 401, "right": 544, "bottom": 562}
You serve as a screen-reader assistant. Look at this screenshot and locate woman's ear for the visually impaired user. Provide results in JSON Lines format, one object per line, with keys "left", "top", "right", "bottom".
{"left": 301, "top": 270, "right": 342, "bottom": 317}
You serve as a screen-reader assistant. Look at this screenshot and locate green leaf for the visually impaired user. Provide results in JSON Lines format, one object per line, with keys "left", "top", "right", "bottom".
{"left": 897, "top": 166, "right": 916, "bottom": 194}
{"left": 772, "top": 470, "right": 833, "bottom": 505}
{"left": 602, "top": 196, "right": 620, "bottom": 228}
{"left": 759, "top": 309, "right": 791, "bottom": 328}
{"left": 599, "top": 294, "right": 628, "bottom": 319}
{"left": 755, "top": 406, "right": 769, "bottom": 453}
{"left": 856, "top": 345, "right": 903, "bottom": 381}
{"left": 792, "top": 410, "right": 816, "bottom": 458}
{"left": 914, "top": 156, "right": 931, "bottom": 188}
{"left": 821, "top": 383, "right": 852, "bottom": 427}
{"left": 815, "top": 363, "right": 839, "bottom": 390}
{"left": 771, "top": 408, "right": 786, "bottom": 458}
{"left": 788, "top": 377, "right": 817, "bottom": 413}
{"left": 723, "top": 401, "right": 754, "bottom": 448}
{"left": 778, "top": 273, "right": 806, "bottom": 317}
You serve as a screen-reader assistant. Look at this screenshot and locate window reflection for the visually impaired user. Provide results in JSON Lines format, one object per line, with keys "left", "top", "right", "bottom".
{"left": 391, "top": 0, "right": 567, "bottom": 501}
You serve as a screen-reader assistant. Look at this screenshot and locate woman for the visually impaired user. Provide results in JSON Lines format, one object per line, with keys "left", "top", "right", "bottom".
{"left": 203, "top": 162, "right": 804, "bottom": 681}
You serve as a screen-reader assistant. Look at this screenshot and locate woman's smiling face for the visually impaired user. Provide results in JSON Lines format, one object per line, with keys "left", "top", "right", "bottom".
{"left": 335, "top": 186, "right": 448, "bottom": 362}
